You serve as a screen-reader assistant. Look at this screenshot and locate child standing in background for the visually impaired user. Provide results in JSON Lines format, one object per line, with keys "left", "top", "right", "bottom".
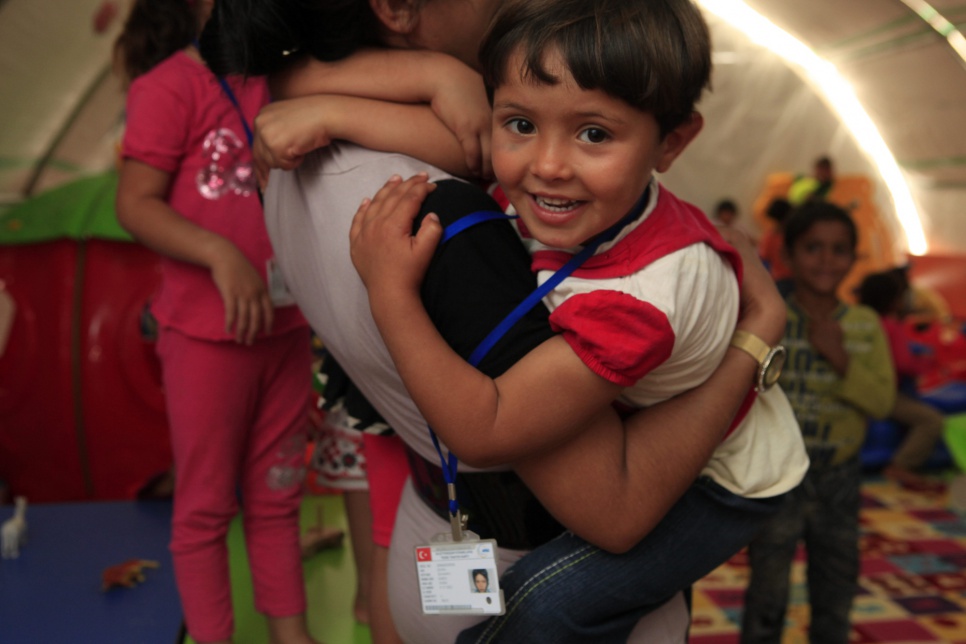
{"left": 741, "top": 202, "right": 896, "bottom": 644}
{"left": 113, "top": 1, "right": 315, "bottom": 642}
{"left": 858, "top": 270, "right": 945, "bottom": 489}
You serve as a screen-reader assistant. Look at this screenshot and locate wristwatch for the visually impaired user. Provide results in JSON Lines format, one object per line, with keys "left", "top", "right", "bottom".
{"left": 730, "top": 330, "right": 786, "bottom": 392}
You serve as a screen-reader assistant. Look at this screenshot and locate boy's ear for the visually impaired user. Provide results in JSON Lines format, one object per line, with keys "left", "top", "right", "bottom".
{"left": 369, "top": 0, "right": 420, "bottom": 36}
{"left": 655, "top": 112, "right": 704, "bottom": 173}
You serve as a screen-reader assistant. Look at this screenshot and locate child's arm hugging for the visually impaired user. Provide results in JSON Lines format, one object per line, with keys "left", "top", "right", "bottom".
{"left": 350, "top": 175, "right": 784, "bottom": 552}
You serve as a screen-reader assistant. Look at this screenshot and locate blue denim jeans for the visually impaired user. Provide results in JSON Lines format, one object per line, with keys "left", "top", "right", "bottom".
{"left": 456, "top": 477, "right": 783, "bottom": 644}
{"left": 741, "top": 458, "right": 861, "bottom": 644}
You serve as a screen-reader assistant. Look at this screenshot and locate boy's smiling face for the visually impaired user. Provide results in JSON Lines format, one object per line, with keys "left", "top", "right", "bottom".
{"left": 491, "top": 46, "right": 700, "bottom": 249}
{"left": 787, "top": 220, "right": 856, "bottom": 299}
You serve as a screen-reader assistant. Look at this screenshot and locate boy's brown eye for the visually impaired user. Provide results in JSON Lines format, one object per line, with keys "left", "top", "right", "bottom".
{"left": 507, "top": 118, "right": 535, "bottom": 135}
{"left": 579, "top": 128, "right": 609, "bottom": 144}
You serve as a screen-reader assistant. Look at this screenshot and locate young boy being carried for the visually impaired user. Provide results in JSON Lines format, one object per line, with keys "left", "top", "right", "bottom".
{"left": 349, "top": 0, "right": 809, "bottom": 641}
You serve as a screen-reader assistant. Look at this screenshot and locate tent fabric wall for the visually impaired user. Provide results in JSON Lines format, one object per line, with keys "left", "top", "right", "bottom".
{"left": 0, "top": 0, "right": 126, "bottom": 204}
{"left": 2, "top": 0, "right": 965, "bottom": 258}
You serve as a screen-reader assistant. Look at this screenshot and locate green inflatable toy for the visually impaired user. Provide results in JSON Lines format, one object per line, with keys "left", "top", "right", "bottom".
{"left": 945, "top": 412, "right": 966, "bottom": 472}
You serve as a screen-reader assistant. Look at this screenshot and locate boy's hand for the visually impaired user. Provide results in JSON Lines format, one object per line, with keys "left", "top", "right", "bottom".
{"left": 208, "top": 239, "right": 275, "bottom": 345}
{"left": 429, "top": 63, "right": 492, "bottom": 179}
{"left": 807, "top": 314, "right": 849, "bottom": 375}
{"left": 253, "top": 97, "right": 334, "bottom": 189}
{"left": 349, "top": 174, "right": 440, "bottom": 297}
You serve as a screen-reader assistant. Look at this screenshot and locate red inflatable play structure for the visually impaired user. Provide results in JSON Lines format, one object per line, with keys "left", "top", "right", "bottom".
{"left": 0, "top": 172, "right": 171, "bottom": 502}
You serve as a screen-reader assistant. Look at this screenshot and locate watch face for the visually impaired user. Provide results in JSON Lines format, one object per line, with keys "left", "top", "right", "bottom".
{"left": 761, "top": 346, "right": 787, "bottom": 390}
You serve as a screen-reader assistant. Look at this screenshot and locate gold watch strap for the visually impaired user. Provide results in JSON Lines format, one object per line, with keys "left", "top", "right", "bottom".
{"left": 729, "top": 330, "right": 771, "bottom": 364}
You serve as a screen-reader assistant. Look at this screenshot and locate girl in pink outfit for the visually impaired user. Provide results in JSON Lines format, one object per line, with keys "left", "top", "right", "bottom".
{"left": 114, "top": 1, "right": 314, "bottom": 642}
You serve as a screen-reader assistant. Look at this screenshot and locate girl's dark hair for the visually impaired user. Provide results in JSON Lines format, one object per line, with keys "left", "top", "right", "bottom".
{"left": 857, "top": 271, "right": 904, "bottom": 316}
{"left": 782, "top": 201, "right": 858, "bottom": 254}
{"left": 479, "top": 0, "right": 711, "bottom": 136}
{"left": 199, "top": 0, "right": 381, "bottom": 77}
{"left": 113, "top": 0, "right": 199, "bottom": 84}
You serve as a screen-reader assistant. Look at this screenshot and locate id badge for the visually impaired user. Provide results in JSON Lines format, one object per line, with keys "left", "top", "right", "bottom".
{"left": 266, "top": 258, "right": 296, "bottom": 306}
{"left": 415, "top": 532, "right": 505, "bottom": 616}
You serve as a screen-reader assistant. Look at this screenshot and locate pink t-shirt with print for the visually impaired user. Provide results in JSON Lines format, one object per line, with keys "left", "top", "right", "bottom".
{"left": 122, "top": 51, "right": 304, "bottom": 340}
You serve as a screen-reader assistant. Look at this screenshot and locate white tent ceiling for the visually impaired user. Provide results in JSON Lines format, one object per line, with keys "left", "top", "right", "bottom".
{"left": 1, "top": 0, "right": 964, "bottom": 257}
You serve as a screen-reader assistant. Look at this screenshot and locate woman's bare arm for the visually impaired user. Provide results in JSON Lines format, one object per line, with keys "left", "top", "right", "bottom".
{"left": 265, "top": 49, "right": 491, "bottom": 177}
{"left": 254, "top": 95, "right": 477, "bottom": 188}
{"left": 513, "top": 229, "right": 786, "bottom": 552}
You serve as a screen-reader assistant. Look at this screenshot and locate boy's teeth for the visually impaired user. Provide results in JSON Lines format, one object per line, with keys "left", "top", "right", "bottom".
{"left": 536, "top": 196, "right": 577, "bottom": 211}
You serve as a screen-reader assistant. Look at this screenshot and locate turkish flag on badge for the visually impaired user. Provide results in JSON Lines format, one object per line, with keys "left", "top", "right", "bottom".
{"left": 416, "top": 547, "right": 433, "bottom": 562}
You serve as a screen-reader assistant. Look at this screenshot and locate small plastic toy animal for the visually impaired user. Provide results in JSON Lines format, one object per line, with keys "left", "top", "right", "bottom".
{"left": 101, "top": 559, "right": 160, "bottom": 591}
{"left": 1, "top": 496, "right": 27, "bottom": 559}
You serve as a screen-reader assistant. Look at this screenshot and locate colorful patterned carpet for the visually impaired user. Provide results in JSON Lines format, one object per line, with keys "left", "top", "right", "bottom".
{"left": 180, "top": 474, "right": 966, "bottom": 643}
{"left": 691, "top": 473, "right": 966, "bottom": 644}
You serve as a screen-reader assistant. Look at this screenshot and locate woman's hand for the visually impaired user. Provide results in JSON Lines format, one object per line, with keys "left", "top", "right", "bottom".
{"left": 719, "top": 226, "right": 787, "bottom": 345}
{"left": 208, "top": 238, "right": 275, "bottom": 344}
{"left": 349, "top": 174, "right": 440, "bottom": 298}
{"left": 428, "top": 60, "right": 492, "bottom": 179}
{"left": 253, "top": 96, "right": 335, "bottom": 189}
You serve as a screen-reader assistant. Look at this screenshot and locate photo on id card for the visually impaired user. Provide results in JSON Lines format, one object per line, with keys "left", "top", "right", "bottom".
{"left": 416, "top": 539, "right": 504, "bottom": 615}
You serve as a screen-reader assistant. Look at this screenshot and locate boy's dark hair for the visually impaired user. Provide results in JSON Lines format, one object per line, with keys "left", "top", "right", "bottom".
{"left": 479, "top": 0, "right": 711, "bottom": 136}
{"left": 199, "top": 0, "right": 383, "bottom": 77}
{"left": 783, "top": 201, "right": 858, "bottom": 254}
{"left": 857, "top": 271, "right": 904, "bottom": 316}
{"left": 113, "top": 0, "right": 199, "bottom": 84}
{"left": 715, "top": 199, "right": 737, "bottom": 215}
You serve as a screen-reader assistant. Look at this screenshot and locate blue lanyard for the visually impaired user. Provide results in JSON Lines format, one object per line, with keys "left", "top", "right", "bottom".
{"left": 194, "top": 40, "right": 254, "bottom": 148}
{"left": 429, "top": 188, "right": 650, "bottom": 528}
{"left": 215, "top": 76, "right": 255, "bottom": 149}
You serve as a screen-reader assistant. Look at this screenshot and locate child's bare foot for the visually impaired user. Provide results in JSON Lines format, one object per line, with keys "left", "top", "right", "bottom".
{"left": 354, "top": 592, "right": 371, "bottom": 625}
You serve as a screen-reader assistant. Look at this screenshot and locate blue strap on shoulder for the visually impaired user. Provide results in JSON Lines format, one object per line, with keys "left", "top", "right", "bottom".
{"left": 440, "top": 210, "right": 517, "bottom": 245}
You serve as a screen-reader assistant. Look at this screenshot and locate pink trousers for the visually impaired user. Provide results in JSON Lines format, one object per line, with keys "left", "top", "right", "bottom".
{"left": 158, "top": 327, "right": 311, "bottom": 642}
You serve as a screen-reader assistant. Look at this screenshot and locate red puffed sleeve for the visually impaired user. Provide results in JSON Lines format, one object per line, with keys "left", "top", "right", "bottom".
{"left": 549, "top": 290, "right": 675, "bottom": 387}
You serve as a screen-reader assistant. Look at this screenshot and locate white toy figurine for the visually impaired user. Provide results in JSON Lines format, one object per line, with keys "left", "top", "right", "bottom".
{"left": 1, "top": 496, "right": 27, "bottom": 559}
